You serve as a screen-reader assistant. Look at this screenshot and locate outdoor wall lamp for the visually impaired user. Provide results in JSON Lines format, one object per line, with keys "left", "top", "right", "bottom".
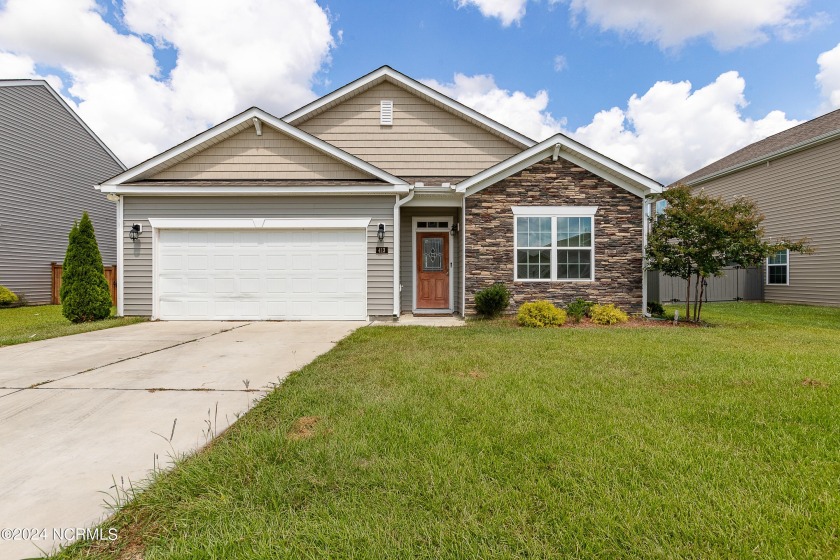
{"left": 377, "top": 223, "right": 385, "bottom": 241}
{"left": 129, "top": 223, "right": 142, "bottom": 241}
{"left": 450, "top": 222, "right": 460, "bottom": 236}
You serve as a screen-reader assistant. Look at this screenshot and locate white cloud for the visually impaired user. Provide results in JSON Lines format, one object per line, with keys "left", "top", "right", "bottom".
{"left": 0, "top": 0, "right": 335, "bottom": 166}
{"left": 455, "top": 0, "right": 527, "bottom": 26}
{"left": 424, "top": 71, "right": 800, "bottom": 184}
{"left": 817, "top": 42, "right": 840, "bottom": 110}
{"left": 423, "top": 73, "right": 566, "bottom": 141}
{"left": 557, "top": 0, "right": 820, "bottom": 50}
{"left": 571, "top": 72, "right": 800, "bottom": 182}
{"left": 553, "top": 54, "right": 568, "bottom": 72}
{"left": 0, "top": 51, "right": 37, "bottom": 77}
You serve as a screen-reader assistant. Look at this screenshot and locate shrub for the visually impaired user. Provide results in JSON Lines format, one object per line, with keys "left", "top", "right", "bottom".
{"left": 61, "top": 212, "right": 112, "bottom": 323}
{"left": 0, "top": 285, "right": 18, "bottom": 306}
{"left": 474, "top": 283, "right": 511, "bottom": 317}
{"left": 566, "top": 297, "right": 595, "bottom": 323}
{"left": 647, "top": 300, "right": 665, "bottom": 317}
{"left": 590, "top": 303, "right": 629, "bottom": 325}
{"left": 517, "top": 300, "right": 566, "bottom": 328}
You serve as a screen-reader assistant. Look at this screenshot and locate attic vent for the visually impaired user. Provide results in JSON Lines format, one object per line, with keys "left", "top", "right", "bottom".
{"left": 380, "top": 100, "right": 393, "bottom": 125}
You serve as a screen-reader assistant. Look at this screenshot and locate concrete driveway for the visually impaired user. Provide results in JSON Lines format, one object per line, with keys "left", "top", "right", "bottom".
{"left": 0, "top": 320, "right": 361, "bottom": 559}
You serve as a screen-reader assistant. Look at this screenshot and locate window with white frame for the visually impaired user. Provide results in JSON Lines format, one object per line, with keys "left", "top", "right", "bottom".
{"left": 767, "top": 249, "right": 789, "bottom": 285}
{"left": 513, "top": 207, "right": 596, "bottom": 281}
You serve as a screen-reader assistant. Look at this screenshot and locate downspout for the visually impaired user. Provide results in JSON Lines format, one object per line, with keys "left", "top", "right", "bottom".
{"left": 641, "top": 194, "right": 650, "bottom": 317}
{"left": 393, "top": 188, "right": 416, "bottom": 317}
{"left": 461, "top": 192, "right": 466, "bottom": 317}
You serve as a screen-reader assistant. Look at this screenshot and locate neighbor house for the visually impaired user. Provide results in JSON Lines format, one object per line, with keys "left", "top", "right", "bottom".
{"left": 97, "top": 67, "right": 661, "bottom": 320}
{"left": 0, "top": 80, "right": 125, "bottom": 304}
{"left": 676, "top": 108, "right": 840, "bottom": 307}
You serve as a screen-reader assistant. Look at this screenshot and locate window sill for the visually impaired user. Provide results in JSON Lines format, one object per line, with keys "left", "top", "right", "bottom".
{"left": 514, "top": 278, "right": 595, "bottom": 283}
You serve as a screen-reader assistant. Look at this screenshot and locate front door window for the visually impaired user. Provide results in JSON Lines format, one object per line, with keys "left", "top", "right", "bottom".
{"left": 423, "top": 238, "right": 443, "bottom": 271}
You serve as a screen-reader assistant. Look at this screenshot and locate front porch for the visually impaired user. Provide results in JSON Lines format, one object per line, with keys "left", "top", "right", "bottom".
{"left": 398, "top": 198, "right": 463, "bottom": 317}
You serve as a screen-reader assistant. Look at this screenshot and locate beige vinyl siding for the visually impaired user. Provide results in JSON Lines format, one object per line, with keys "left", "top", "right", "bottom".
{"left": 122, "top": 196, "right": 395, "bottom": 317}
{"left": 298, "top": 82, "right": 521, "bottom": 177}
{"left": 399, "top": 207, "right": 460, "bottom": 313}
{"left": 693, "top": 137, "right": 840, "bottom": 306}
{"left": 0, "top": 84, "right": 122, "bottom": 303}
{"left": 151, "top": 126, "right": 373, "bottom": 181}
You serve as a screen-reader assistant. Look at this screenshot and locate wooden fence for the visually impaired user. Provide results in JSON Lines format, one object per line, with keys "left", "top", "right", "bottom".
{"left": 51, "top": 263, "right": 118, "bottom": 306}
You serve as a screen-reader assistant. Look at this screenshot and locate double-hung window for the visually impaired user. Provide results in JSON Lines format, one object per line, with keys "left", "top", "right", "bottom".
{"left": 513, "top": 207, "right": 596, "bottom": 281}
{"left": 767, "top": 249, "right": 789, "bottom": 285}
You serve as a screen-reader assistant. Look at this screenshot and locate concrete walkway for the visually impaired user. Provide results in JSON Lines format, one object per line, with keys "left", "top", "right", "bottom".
{"left": 0, "top": 320, "right": 361, "bottom": 559}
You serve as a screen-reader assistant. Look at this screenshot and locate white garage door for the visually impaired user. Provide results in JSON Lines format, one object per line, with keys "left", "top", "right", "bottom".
{"left": 156, "top": 229, "right": 367, "bottom": 320}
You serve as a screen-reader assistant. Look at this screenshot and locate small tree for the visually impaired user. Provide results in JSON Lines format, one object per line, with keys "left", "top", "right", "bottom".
{"left": 61, "top": 212, "right": 112, "bottom": 322}
{"left": 647, "top": 185, "right": 811, "bottom": 323}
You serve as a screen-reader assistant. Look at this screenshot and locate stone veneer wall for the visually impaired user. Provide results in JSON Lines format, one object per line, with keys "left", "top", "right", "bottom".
{"left": 464, "top": 156, "right": 644, "bottom": 314}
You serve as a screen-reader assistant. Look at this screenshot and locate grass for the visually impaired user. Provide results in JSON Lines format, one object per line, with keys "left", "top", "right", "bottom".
{"left": 55, "top": 303, "right": 839, "bottom": 559}
{"left": 0, "top": 305, "right": 145, "bottom": 347}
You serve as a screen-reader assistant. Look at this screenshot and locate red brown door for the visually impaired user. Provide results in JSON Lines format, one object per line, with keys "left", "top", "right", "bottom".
{"left": 416, "top": 232, "right": 449, "bottom": 309}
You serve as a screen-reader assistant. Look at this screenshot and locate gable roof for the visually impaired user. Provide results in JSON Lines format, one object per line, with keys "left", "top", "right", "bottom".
{"left": 677, "top": 108, "right": 840, "bottom": 186}
{"left": 0, "top": 79, "right": 125, "bottom": 169}
{"left": 283, "top": 66, "right": 535, "bottom": 149}
{"left": 455, "top": 133, "right": 662, "bottom": 198}
{"left": 99, "top": 106, "right": 408, "bottom": 192}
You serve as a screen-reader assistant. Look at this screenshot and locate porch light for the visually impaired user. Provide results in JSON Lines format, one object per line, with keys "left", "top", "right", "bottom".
{"left": 450, "top": 222, "right": 460, "bottom": 236}
{"left": 377, "top": 223, "right": 385, "bottom": 241}
{"left": 129, "top": 223, "right": 142, "bottom": 241}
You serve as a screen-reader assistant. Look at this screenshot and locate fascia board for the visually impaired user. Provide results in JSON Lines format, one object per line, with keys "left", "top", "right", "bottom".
{"left": 459, "top": 134, "right": 661, "bottom": 198}
{"left": 100, "top": 185, "right": 410, "bottom": 195}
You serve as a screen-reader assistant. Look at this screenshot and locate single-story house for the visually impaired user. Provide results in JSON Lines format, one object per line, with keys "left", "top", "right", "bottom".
{"left": 0, "top": 80, "right": 125, "bottom": 303}
{"left": 675, "top": 108, "right": 840, "bottom": 307}
{"left": 97, "top": 66, "right": 662, "bottom": 320}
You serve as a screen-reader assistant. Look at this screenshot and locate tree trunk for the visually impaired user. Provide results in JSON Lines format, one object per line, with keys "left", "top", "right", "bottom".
{"left": 697, "top": 275, "right": 706, "bottom": 322}
{"left": 692, "top": 272, "right": 701, "bottom": 322}
{"left": 684, "top": 272, "right": 691, "bottom": 322}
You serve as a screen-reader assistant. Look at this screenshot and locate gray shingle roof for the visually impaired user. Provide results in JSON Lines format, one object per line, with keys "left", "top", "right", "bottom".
{"left": 675, "top": 108, "right": 840, "bottom": 186}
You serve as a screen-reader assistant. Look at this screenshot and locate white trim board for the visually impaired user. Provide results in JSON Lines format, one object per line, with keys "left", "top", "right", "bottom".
{"left": 98, "top": 107, "right": 407, "bottom": 189}
{"left": 283, "top": 66, "right": 535, "bottom": 149}
{"left": 147, "top": 218, "right": 371, "bottom": 230}
{"left": 456, "top": 133, "right": 662, "bottom": 198}
{"left": 412, "top": 216, "right": 455, "bottom": 314}
{"left": 116, "top": 195, "right": 124, "bottom": 316}
{"left": 512, "top": 206, "right": 598, "bottom": 216}
{"left": 98, "top": 185, "right": 410, "bottom": 195}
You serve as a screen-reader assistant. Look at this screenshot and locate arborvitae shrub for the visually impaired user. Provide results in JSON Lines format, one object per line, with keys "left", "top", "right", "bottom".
{"left": 61, "top": 212, "right": 112, "bottom": 323}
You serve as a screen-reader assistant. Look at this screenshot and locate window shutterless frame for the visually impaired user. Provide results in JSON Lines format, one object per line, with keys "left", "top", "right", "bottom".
{"left": 512, "top": 206, "right": 597, "bottom": 282}
{"left": 766, "top": 249, "right": 789, "bottom": 285}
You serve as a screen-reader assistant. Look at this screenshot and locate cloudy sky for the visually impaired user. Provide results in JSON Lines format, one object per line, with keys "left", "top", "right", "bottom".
{"left": 1, "top": 0, "right": 839, "bottom": 183}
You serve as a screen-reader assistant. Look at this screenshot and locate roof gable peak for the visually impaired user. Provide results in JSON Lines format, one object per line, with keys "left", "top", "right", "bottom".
{"left": 284, "top": 66, "right": 535, "bottom": 149}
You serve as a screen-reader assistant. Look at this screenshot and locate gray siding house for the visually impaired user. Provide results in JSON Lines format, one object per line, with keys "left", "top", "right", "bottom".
{"left": 676, "top": 109, "right": 840, "bottom": 307}
{"left": 0, "top": 80, "right": 124, "bottom": 303}
{"left": 99, "top": 67, "right": 661, "bottom": 321}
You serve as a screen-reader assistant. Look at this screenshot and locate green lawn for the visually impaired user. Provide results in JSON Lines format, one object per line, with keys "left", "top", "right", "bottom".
{"left": 0, "top": 305, "right": 145, "bottom": 347}
{"left": 56, "top": 303, "right": 839, "bottom": 559}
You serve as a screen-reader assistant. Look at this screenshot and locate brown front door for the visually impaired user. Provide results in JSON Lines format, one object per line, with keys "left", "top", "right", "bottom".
{"left": 416, "top": 232, "right": 449, "bottom": 309}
